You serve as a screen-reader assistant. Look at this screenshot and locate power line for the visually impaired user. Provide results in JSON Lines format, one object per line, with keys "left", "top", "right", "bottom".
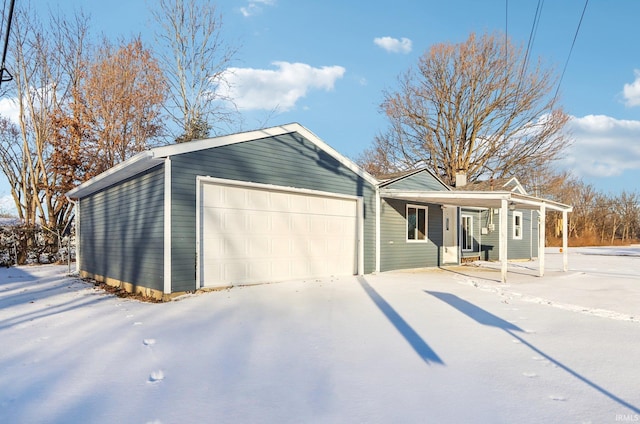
{"left": 521, "top": 0, "right": 544, "bottom": 78}
{"left": 508, "top": 0, "right": 544, "bottom": 119}
{"left": 0, "top": 0, "right": 16, "bottom": 88}
{"left": 553, "top": 0, "right": 589, "bottom": 103}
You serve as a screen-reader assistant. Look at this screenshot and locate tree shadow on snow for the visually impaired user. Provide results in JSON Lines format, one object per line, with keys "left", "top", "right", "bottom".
{"left": 357, "top": 276, "right": 444, "bottom": 365}
{"left": 426, "top": 290, "right": 640, "bottom": 415}
{"left": 0, "top": 265, "right": 108, "bottom": 331}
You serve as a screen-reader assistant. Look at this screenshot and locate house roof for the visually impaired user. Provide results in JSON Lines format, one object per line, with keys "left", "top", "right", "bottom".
{"left": 375, "top": 169, "right": 417, "bottom": 182}
{"left": 456, "top": 176, "right": 527, "bottom": 195}
{"left": 376, "top": 168, "right": 451, "bottom": 190}
{"left": 66, "top": 123, "right": 379, "bottom": 199}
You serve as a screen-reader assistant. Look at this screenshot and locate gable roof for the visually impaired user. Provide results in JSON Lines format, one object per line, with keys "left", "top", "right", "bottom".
{"left": 376, "top": 168, "right": 451, "bottom": 190}
{"left": 67, "top": 123, "right": 378, "bottom": 199}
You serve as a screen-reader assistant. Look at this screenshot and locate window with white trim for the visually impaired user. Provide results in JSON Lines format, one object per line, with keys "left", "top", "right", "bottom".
{"left": 407, "top": 205, "right": 427, "bottom": 241}
{"left": 513, "top": 211, "right": 523, "bottom": 240}
{"left": 461, "top": 215, "right": 473, "bottom": 251}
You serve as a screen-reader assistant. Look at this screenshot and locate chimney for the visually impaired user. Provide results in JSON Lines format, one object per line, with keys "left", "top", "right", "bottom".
{"left": 455, "top": 171, "right": 467, "bottom": 187}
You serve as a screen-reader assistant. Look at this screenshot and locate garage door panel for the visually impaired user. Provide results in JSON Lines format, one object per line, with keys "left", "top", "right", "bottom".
{"left": 200, "top": 181, "right": 358, "bottom": 287}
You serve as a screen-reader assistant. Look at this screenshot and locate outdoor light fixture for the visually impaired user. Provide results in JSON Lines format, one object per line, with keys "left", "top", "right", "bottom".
{"left": 509, "top": 201, "right": 516, "bottom": 211}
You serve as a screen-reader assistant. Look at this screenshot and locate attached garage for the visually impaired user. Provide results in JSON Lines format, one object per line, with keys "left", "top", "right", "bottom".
{"left": 197, "top": 177, "right": 362, "bottom": 287}
{"left": 67, "top": 123, "right": 377, "bottom": 299}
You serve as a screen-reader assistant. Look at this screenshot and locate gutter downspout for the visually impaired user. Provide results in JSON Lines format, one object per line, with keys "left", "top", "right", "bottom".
{"left": 375, "top": 187, "right": 381, "bottom": 273}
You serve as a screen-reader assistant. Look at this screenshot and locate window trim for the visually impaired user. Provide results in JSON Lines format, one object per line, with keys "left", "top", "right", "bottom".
{"left": 406, "top": 204, "right": 428, "bottom": 242}
{"left": 461, "top": 214, "right": 473, "bottom": 251}
{"left": 513, "top": 211, "right": 523, "bottom": 240}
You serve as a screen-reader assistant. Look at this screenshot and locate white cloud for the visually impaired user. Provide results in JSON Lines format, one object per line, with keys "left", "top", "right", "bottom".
{"left": 0, "top": 97, "right": 19, "bottom": 124}
{"left": 623, "top": 70, "right": 640, "bottom": 107}
{"left": 0, "top": 194, "right": 17, "bottom": 216}
{"left": 563, "top": 115, "right": 640, "bottom": 177}
{"left": 240, "top": 0, "right": 275, "bottom": 17}
{"left": 214, "top": 61, "right": 345, "bottom": 112}
{"left": 373, "top": 36, "right": 412, "bottom": 54}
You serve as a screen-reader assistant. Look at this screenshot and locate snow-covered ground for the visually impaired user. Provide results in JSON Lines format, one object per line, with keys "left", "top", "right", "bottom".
{"left": 1, "top": 247, "right": 639, "bottom": 423}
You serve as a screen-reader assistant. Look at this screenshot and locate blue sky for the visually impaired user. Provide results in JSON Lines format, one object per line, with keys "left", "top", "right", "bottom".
{"left": 2, "top": 0, "right": 640, "bottom": 213}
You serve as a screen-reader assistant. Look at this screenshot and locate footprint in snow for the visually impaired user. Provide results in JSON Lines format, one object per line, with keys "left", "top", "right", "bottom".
{"left": 522, "top": 372, "right": 538, "bottom": 378}
{"left": 143, "top": 339, "right": 156, "bottom": 346}
{"left": 549, "top": 395, "right": 567, "bottom": 401}
{"left": 133, "top": 322, "right": 143, "bottom": 326}
{"left": 148, "top": 370, "right": 164, "bottom": 383}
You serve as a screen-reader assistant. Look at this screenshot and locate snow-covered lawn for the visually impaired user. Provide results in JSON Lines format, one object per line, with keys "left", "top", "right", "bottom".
{"left": 1, "top": 247, "right": 639, "bottom": 423}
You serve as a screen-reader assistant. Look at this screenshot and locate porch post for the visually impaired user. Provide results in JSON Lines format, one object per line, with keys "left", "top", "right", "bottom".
{"left": 164, "top": 156, "right": 172, "bottom": 294}
{"left": 562, "top": 209, "right": 569, "bottom": 272}
{"left": 539, "top": 203, "right": 546, "bottom": 277}
{"left": 499, "top": 199, "right": 508, "bottom": 283}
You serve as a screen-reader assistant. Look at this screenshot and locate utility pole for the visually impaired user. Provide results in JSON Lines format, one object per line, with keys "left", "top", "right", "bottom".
{"left": 0, "top": 0, "right": 16, "bottom": 88}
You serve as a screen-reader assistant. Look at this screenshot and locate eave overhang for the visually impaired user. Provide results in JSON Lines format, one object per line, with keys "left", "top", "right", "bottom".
{"left": 380, "top": 189, "right": 573, "bottom": 213}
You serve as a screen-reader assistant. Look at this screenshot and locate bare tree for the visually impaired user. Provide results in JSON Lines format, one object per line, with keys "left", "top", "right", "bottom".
{"left": 1, "top": 6, "right": 90, "bottom": 231}
{"left": 613, "top": 191, "right": 640, "bottom": 242}
{"left": 361, "top": 32, "right": 570, "bottom": 185}
{"left": 0, "top": 116, "right": 30, "bottom": 221}
{"left": 151, "top": 0, "right": 239, "bottom": 142}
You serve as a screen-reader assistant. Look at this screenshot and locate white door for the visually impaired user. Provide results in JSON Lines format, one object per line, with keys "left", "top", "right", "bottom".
{"left": 199, "top": 180, "right": 358, "bottom": 287}
{"left": 442, "top": 206, "right": 459, "bottom": 264}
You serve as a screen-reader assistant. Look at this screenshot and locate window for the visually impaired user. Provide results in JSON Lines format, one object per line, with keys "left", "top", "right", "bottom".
{"left": 407, "top": 205, "right": 427, "bottom": 241}
{"left": 461, "top": 215, "right": 473, "bottom": 251}
{"left": 513, "top": 211, "right": 523, "bottom": 240}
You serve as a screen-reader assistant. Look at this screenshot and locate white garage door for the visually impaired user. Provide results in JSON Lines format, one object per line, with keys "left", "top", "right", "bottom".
{"left": 199, "top": 179, "right": 359, "bottom": 287}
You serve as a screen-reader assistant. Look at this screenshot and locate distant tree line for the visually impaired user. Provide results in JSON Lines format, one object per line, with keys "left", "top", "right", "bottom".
{"left": 540, "top": 173, "right": 640, "bottom": 247}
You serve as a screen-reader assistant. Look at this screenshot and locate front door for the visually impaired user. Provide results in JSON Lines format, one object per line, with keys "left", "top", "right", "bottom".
{"left": 442, "top": 206, "right": 459, "bottom": 264}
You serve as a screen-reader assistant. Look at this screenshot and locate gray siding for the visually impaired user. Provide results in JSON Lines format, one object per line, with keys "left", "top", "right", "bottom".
{"left": 79, "top": 165, "right": 164, "bottom": 290}
{"left": 480, "top": 208, "right": 535, "bottom": 261}
{"left": 170, "top": 132, "right": 377, "bottom": 292}
{"left": 510, "top": 209, "right": 534, "bottom": 259}
{"left": 482, "top": 209, "right": 499, "bottom": 261}
{"left": 380, "top": 198, "right": 442, "bottom": 271}
{"left": 384, "top": 171, "right": 448, "bottom": 191}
